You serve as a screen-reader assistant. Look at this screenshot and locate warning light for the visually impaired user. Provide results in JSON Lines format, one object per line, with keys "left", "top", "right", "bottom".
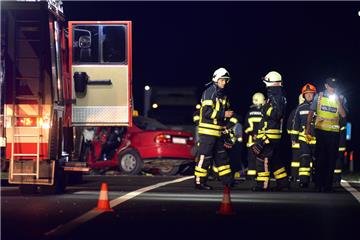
{"left": 349, "top": 151, "right": 354, "bottom": 162}
{"left": 346, "top": 122, "right": 351, "bottom": 140}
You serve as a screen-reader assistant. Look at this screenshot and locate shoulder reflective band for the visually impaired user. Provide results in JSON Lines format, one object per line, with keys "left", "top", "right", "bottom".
{"left": 201, "top": 100, "right": 214, "bottom": 107}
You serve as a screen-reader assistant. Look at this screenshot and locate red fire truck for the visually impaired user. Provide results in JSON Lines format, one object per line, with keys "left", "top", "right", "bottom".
{"left": 0, "top": 0, "right": 133, "bottom": 194}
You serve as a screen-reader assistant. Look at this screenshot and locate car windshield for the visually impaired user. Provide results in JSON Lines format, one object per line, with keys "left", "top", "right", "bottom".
{"left": 133, "top": 116, "right": 168, "bottom": 131}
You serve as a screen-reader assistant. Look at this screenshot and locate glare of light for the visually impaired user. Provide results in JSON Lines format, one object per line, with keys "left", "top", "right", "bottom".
{"left": 152, "top": 103, "right": 158, "bottom": 109}
{"left": 358, "top": 10, "right": 360, "bottom": 17}
{"left": 144, "top": 85, "right": 150, "bottom": 91}
{"left": 328, "top": 94, "right": 336, "bottom": 102}
{"left": 196, "top": 104, "right": 201, "bottom": 109}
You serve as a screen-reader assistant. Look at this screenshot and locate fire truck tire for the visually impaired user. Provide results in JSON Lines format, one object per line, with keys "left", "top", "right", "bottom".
{"left": 159, "top": 165, "right": 179, "bottom": 176}
{"left": 19, "top": 185, "right": 38, "bottom": 195}
{"left": 40, "top": 166, "right": 66, "bottom": 194}
{"left": 67, "top": 172, "right": 83, "bottom": 185}
{"left": 118, "top": 149, "right": 143, "bottom": 175}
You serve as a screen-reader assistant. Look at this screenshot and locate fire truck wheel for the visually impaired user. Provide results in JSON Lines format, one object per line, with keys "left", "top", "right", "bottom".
{"left": 118, "top": 149, "right": 143, "bottom": 175}
{"left": 19, "top": 185, "right": 38, "bottom": 195}
{"left": 67, "top": 172, "right": 83, "bottom": 185}
{"left": 159, "top": 165, "right": 179, "bottom": 176}
{"left": 40, "top": 167, "right": 66, "bottom": 194}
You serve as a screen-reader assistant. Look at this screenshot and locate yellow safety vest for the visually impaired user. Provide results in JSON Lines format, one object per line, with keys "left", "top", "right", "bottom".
{"left": 315, "top": 93, "right": 340, "bottom": 132}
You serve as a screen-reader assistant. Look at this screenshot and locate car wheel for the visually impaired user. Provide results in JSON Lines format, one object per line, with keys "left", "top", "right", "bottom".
{"left": 118, "top": 149, "right": 143, "bottom": 175}
{"left": 159, "top": 165, "right": 179, "bottom": 176}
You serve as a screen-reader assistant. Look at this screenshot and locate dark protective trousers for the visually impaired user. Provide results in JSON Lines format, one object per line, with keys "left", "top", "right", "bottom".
{"left": 333, "top": 151, "right": 345, "bottom": 183}
{"left": 290, "top": 146, "right": 301, "bottom": 180}
{"left": 194, "top": 134, "right": 232, "bottom": 186}
{"left": 255, "top": 141, "right": 288, "bottom": 189}
{"left": 246, "top": 147, "right": 257, "bottom": 180}
{"left": 314, "top": 129, "right": 340, "bottom": 190}
{"left": 298, "top": 142, "right": 315, "bottom": 184}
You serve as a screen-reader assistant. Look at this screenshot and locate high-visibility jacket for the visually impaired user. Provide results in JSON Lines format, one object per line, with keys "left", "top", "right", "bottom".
{"left": 315, "top": 92, "right": 340, "bottom": 132}
{"left": 198, "top": 84, "right": 234, "bottom": 137}
{"left": 292, "top": 101, "right": 316, "bottom": 144}
{"left": 244, "top": 105, "right": 263, "bottom": 147}
{"left": 257, "top": 87, "right": 286, "bottom": 142}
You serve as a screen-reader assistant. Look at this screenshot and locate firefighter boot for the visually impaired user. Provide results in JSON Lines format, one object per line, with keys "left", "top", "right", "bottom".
{"left": 195, "top": 183, "right": 213, "bottom": 190}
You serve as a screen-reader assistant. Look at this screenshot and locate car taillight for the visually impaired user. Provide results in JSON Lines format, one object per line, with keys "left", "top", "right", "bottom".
{"left": 187, "top": 136, "right": 194, "bottom": 145}
{"left": 16, "top": 117, "right": 37, "bottom": 127}
{"left": 155, "top": 134, "right": 172, "bottom": 144}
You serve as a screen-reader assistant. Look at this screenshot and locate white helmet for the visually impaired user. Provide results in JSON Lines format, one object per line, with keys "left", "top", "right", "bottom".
{"left": 298, "top": 93, "right": 305, "bottom": 105}
{"left": 263, "top": 71, "right": 282, "bottom": 87}
{"left": 252, "top": 92, "right": 265, "bottom": 106}
{"left": 212, "top": 67, "right": 230, "bottom": 83}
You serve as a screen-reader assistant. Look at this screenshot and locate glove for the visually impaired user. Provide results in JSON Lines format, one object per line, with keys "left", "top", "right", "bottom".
{"left": 250, "top": 142, "right": 264, "bottom": 156}
{"left": 305, "top": 135, "right": 315, "bottom": 144}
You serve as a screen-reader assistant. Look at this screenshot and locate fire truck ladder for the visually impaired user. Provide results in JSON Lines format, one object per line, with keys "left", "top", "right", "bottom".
{"left": 9, "top": 19, "right": 44, "bottom": 183}
{"left": 10, "top": 97, "right": 42, "bottom": 181}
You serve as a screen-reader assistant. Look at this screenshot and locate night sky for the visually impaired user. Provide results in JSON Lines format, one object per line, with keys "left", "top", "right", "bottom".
{"left": 63, "top": 1, "right": 360, "bottom": 168}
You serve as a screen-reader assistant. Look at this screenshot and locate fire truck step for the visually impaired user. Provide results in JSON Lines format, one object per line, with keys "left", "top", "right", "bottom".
{"left": 13, "top": 134, "right": 40, "bottom": 137}
{"left": 12, "top": 173, "right": 37, "bottom": 176}
{"left": 12, "top": 154, "right": 38, "bottom": 157}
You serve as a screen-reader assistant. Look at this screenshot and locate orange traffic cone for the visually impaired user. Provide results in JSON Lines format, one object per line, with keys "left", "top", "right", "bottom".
{"left": 217, "top": 186, "right": 235, "bottom": 215}
{"left": 95, "top": 182, "right": 114, "bottom": 212}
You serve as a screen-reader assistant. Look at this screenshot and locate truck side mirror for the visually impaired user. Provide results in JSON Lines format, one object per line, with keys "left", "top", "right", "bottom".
{"left": 79, "top": 35, "right": 91, "bottom": 48}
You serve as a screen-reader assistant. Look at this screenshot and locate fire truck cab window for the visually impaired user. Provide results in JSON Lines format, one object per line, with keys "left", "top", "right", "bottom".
{"left": 73, "top": 25, "right": 127, "bottom": 64}
{"left": 102, "top": 26, "right": 126, "bottom": 63}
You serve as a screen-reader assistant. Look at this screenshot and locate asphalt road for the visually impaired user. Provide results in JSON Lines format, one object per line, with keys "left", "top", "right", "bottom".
{"left": 1, "top": 175, "right": 360, "bottom": 240}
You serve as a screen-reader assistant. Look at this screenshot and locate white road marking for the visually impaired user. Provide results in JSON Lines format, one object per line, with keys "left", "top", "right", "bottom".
{"left": 341, "top": 180, "right": 360, "bottom": 204}
{"left": 44, "top": 176, "right": 194, "bottom": 237}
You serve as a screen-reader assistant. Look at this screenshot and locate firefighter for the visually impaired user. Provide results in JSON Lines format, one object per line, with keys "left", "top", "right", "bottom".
{"left": 244, "top": 92, "right": 265, "bottom": 181}
{"left": 250, "top": 71, "right": 288, "bottom": 191}
{"left": 194, "top": 67, "right": 234, "bottom": 190}
{"left": 223, "top": 113, "right": 244, "bottom": 180}
{"left": 333, "top": 120, "right": 347, "bottom": 185}
{"left": 291, "top": 84, "right": 317, "bottom": 188}
{"left": 306, "top": 77, "right": 347, "bottom": 192}
{"left": 287, "top": 94, "right": 305, "bottom": 181}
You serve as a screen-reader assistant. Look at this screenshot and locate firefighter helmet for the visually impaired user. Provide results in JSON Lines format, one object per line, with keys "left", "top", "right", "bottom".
{"left": 298, "top": 93, "right": 305, "bottom": 105}
{"left": 301, "top": 83, "right": 317, "bottom": 95}
{"left": 252, "top": 92, "right": 265, "bottom": 106}
{"left": 263, "top": 71, "right": 282, "bottom": 87}
{"left": 212, "top": 67, "right": 230, "bottom": 83}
